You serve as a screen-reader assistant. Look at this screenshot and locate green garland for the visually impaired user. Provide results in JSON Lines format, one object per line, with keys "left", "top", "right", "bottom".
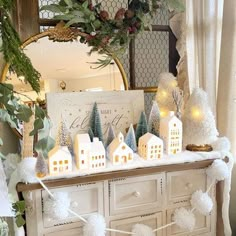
{"left": 42, "top": 0, "right": 184, "bottom": 66}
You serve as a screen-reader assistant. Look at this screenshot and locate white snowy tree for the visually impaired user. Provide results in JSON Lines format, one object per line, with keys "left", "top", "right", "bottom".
{"left": 182, "top": 88, "right": 219, "bottom": 146}
{"left": 105, "top": 124, "right": 116, "bottom": 148}
{"left": 56, "top": 117, "right": 73, "bottom": 154}
{"left": 125, "top": 124, "right": 137, "bottom": 152}
{"left": 156, "top": 72, "right": 178, "bottom": 117}
{"left": 35, "top": 153, "right": 48, "bottom": 178}
{"left": 148, "top": 101, "right": 160, "bottom": 136}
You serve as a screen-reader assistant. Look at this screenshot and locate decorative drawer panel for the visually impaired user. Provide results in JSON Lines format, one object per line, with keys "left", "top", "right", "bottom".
{"left": 110, "top": 212, "right": 163, "bottom": 236}
{"left": 167, "top": 169, "right": 209, "bottom": 205}
{"left": 44, "top": 227, "right": 83, "bottom": 236}
{"left": 109, "top": 174, "right": 164, "bottom": 216}
{"left": 166, "top": 207, "right": 211, "bottom": 236}
{"left": 42, "top": 182, "right": 104, "bottom": 228}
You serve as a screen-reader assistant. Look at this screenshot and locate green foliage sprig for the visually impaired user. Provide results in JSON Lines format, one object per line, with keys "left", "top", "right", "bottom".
{"left": 0, "top": 1, "right": 41, "bottom": 92}
{"left": 41, "top": 0, "right": 184, "bottom": 67}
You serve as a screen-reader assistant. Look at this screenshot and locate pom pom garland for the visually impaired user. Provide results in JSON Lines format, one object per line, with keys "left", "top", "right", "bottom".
{"left": 206, "top": 159, "right": 229, "bottom": 181}
{"left": 132, "top": 224, "right": 154, "bottom": 236}
{"left": 190, "top": 190, "right": 213, "bottom": 215}
{"left": 83, "top": 214, "right": 106, "bottom": 236}
{"left": 17, "top": 158, "right": 37, "bottom": 183}
{"left": 44, "top": 192, "right": 70, "bottom": 220}
{"left": 173, "top": 208, "right": 196, "bottom": 232}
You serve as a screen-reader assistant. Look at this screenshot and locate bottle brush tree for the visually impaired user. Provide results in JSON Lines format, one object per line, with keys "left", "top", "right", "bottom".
{"left": 125, "top": 124, "right": 137, "bottom": 152}
{"left": 135, "top": 111, "right": 148, "bottom": 144}
{"left": 148, "top": 101, "right": 160, "bottom": 136}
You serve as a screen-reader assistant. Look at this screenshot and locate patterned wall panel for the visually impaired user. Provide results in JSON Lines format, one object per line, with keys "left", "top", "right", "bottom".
{"left": 135, "top": 31, "right": 169, "bottom": 88}
{"left": 144, "top": 92, "right": 156, "bottom": 117}
{"left": 39, "top": 0, "right": 60, "bottom": 19}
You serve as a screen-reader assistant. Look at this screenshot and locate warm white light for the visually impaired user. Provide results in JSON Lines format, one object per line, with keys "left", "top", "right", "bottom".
{"left": 160, "top": 108, "right": 169, "bottom": 118}
{"left": 191, "top": 108, "right": 202, "bottom": 120}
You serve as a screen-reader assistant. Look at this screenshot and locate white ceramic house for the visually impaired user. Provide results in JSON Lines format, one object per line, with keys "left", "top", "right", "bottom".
{"left": 108, "top": 132, "right": 133, "bottom": 165}
{"left": 138, "top": 132, "right": 163, "bottom": 160}
{"left": 90, "top": 138, "right": 106, "bottom": 169}
{"left": 160, "top": 111, "right": 182, "bottom": 155}
{"left": 48, "top": 146, "right": 72, "bottom": 175}
{"left": 74, "top": 133, "right": 91, "bottom": 169}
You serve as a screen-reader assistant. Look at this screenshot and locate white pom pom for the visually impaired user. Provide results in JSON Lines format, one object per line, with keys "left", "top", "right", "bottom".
{"left": 44, "top": 192, "right": 70, "bottom": 220}
{"left": 173, "top": 208, "right": 195, "bottom": 231}
{"left": 206, "top": 159, "right": 229, "bottom": 181}
{"left": 17, "top": 158, "right": 37, "bottom": 183}
{"left": 132, "top": 224, "right": 154, "bottom": 236}
{"left": 83, "top": 214, "right": 106, "bottom": 236}
{"left": 211, "top": 137, "right": 231, "bottom": 152}
{"left": 3, "top": 153, "right": 20, "bottom": 181}
{"left": 190, "top": 190, "right": 213, "bottom": 215}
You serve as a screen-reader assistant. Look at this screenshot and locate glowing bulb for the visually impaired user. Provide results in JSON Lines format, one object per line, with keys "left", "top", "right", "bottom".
{"left": 160, "top": 108, "right": 169, "bottom": 118}
{"left": 162, "top": 90, "right": 167, "bottom": 97}
{"left": 191, "top": 108, "right": 202, "bottom": 120}
{"left": 171, "top": 80, "right": 177, "bottom": 87}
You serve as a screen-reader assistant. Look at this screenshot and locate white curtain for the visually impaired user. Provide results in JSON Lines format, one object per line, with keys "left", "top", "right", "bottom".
{"left": 185, "top": 1, "right": 236, "bottom": 235}
{"left": 186, "top": 0, "right": 224, "bottom": 115}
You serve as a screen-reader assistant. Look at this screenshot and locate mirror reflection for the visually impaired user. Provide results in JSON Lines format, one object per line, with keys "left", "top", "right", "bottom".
{"left": 3, "top": 34, "right": 128, "bottom": 102}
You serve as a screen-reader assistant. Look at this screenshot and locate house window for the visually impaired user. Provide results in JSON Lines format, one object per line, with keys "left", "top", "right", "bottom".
{"left": 59, "top": 160, "right": 63, "bottom": 165}
{"left": 122, "top": 145, "right": 126, "bottom": 150}
{"left": 81, "top": 160, "right": 84, "bottom": 164}
{"left": 54, "top": 167, "right": 57, "bottom": 171}
{"left": 81, "top": 150, "right": 84, "bottom": 154}
{"left": 64, "top": 160, "right": 68, "bottom": 164}
{"left": 53, "top": 161, "right": 57, "bottom": 165}
{"left": 115, "top": 155, "right": 119, "bottom": 162}
{"left": 128, "top": 154, "right": 132, "bottom": 160}
{"left": 92, "top": 156, "right": 94, "bottom": 161}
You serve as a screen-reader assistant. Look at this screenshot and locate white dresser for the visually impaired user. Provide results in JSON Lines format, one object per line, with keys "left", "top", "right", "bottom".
{"left": 17, "top": 159, "right": 225, "bottom": 236}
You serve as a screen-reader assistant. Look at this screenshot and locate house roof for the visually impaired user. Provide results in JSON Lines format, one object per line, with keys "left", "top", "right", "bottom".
{"left": 75, "top": 133, "right": 91, "bottom": 143}
{"left": 49, "top": 145, "right": 72, "bottom": 159}
{"left": 161, "top": 111, "right": 182, "bottom": 126}
{"left": 90, "top": 140, "right": 105, "bottom": 153}
{"left": 139, "top": 132, "right": 163, "bottom": 143}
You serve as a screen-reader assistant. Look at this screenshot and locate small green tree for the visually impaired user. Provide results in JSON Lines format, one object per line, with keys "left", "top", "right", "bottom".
{"left": 88, "top": 127, "right": 94, "bottom": 142}
{"left": 88, "top": 102, "right": 103, "bottom": 142}
{"left": 105, "top": 124, "right": 115, "bottom": 148}
{"left": 148, "top": 101, "right": 160, "bottom": 136}
{"left": 135, "top": 111, "right": 148, "bottom": 144}
{"left": 125, "top": 124, "right": 137, "bottom": 152}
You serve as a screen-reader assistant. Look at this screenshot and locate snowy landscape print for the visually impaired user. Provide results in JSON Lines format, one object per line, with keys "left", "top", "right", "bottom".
{"left": 46, "top": 91, "right": 144, "bottom": 140}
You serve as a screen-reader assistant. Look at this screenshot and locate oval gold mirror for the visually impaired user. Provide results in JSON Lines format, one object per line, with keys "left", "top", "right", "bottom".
{"left": 1, "top": 24, "right": 129, "bottom": 138}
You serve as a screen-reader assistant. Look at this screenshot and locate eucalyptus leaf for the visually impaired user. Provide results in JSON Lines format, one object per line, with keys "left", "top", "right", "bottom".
{"left": 65, "top": 17, "right": 85, "bottom": 27}
{"left": 0, "top": 152, "right": 5, "bottom": 160}
{"left": 15, "top": 105, "right": 33, "bottom": 122}
{"left": 13, "top": 201, "right": 25, "bottom": 214}
{"left": 15, "top": 215, "right": 26, "bottom": 228}
{"left": 53, "top": 14, "right": 74, "bottom": 21}
{"left": 35, "top": 105, "right": 46, "bottom": 119}
{"left": 37, "top": 118, "right": 52, "bottom": 140}
{"left": 35, "top": 136, "right": 55, "bottom": 157}
{"left": 40, "top": 4, "right": 65, "bottom": 13}
{"left": 82, "top": 1, "right": 88, "bottom": 9}
{"left": 29, "top": 118, "right": 44, "bottom": 136}
{"left": 0, "top": 138, "right": 3, "bottom": 146}
{"left": 0, "top": 109, "right": 17, "bottom": 128}
{"left": 64, "top": 0, "right": 73, "bottom": 8}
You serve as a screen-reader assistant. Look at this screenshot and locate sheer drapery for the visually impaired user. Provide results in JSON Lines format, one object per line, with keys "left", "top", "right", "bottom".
{"left": 185, "top": 1, "right": 236, "bottom": 235}
{"left": 186, "top": 0, "right": 223, "bottom": 115}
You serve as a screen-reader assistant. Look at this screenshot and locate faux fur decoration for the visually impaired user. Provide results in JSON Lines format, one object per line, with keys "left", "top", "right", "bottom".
{"left": 182, "top": 88, "right": 218, "bottom": 146}
{"left": 132, "top": 224, "right": 154, "bottom": 236}
{"left": 44, "top": 192, "right": 70, "bottom": 220}
{"left": 83, "top": 214, "right": 106, "bottom": 236}
{"left": 211, "top": 137, "right": 231, "bottom": 152}
{"left": 17, "top": 158, "right": 37, "bottom": 183}
{"left": 190, "top": 190, "right": 213, "bottom": 215}
{"left": 206, "top": 159, "right": 229, "bottom": 181}
{"left": 173, "top": 208, "right": 195, "bottom": 231}
{"left": 3, "top": 153, "right": 20, "bottom": 181}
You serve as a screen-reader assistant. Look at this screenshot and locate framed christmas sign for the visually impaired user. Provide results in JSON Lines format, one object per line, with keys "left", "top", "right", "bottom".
{"left": 46, "top": 91, "right": 144, "bottom": 140}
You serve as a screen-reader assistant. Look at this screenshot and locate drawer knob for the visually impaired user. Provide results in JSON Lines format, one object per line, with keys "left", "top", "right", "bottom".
{"left": 133, "top": 191, "right": 141, "bottom": 197}
{"left": 186, "top": 183, "right": 193, "bottom": 189}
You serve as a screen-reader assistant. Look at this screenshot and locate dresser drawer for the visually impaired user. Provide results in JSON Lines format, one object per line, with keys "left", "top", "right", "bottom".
{"left": 166, "top": 207, "right": 212, "bottom": 236}
{"left": 42, "top": 182, "right": 104, "bottom": 228}
{"left": 109, "top": 174, "right": 164, "bottom": 216}
{"left": 110, "top": 212, "right": 163, "bottom": 236}
{"left": 167, "top": 169, "right": 210, "bottom": 206}
{"left": 44, "top": 227, "right": 83, "bottom": 236}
